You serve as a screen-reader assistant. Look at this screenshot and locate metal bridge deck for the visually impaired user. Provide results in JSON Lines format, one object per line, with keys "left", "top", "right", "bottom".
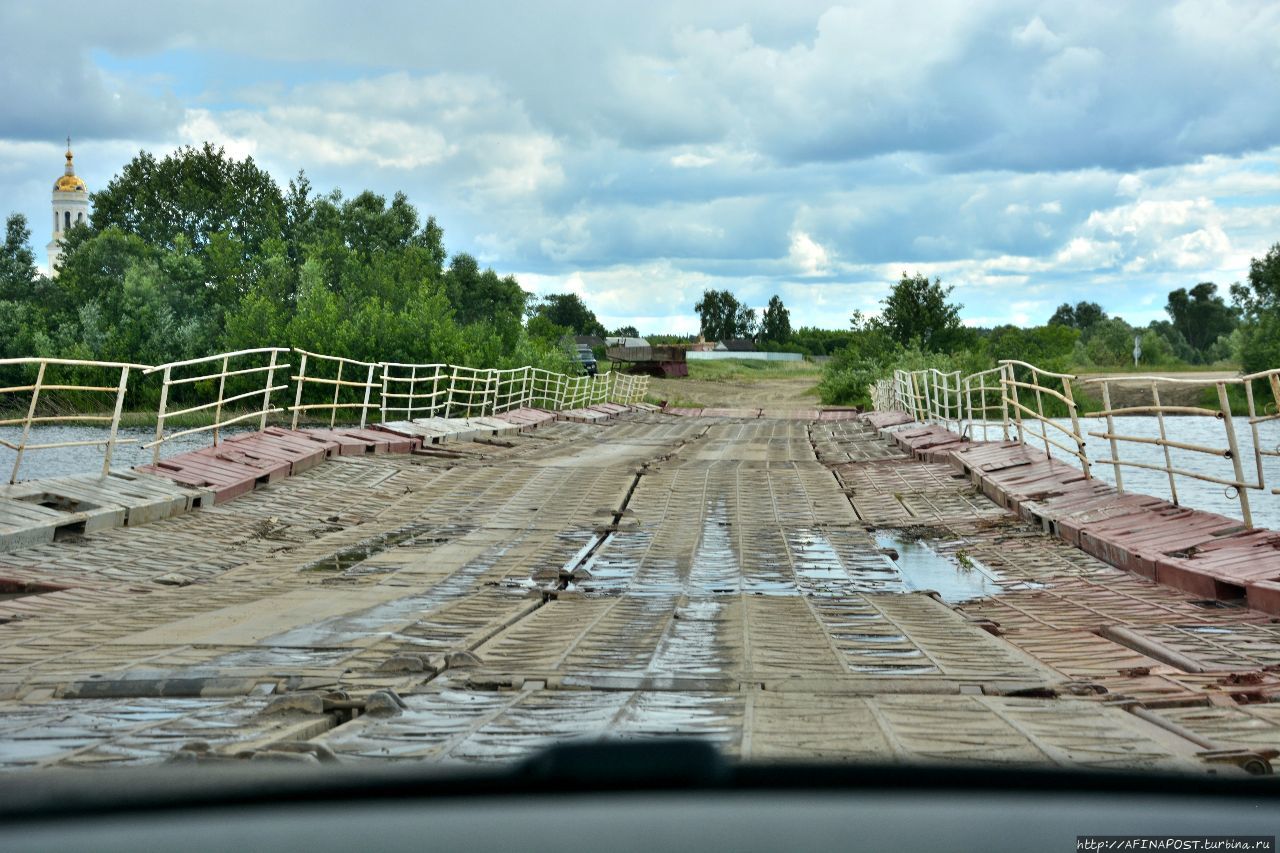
{"left": 0, "top": 412, "right": 1277, "bottom": 775}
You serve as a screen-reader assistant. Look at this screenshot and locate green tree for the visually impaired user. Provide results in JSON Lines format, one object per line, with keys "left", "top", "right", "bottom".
{"left": 984, "top": 323, "right": 1079, "bottom": 372}
{"left": 1, "top": 213, "right": 39, "bottom": 301}
{"left": 880, "top": 272, "right": 967, "bottom": 352}
{"left": 1048, "top": 300, "right": 1106, "bottom": 331}
{"left": 89, "top": 143, "right": 286, "bottom": 257}
{"left": 612, "top": 325, "right": 640, "bottom": 338}
{"left": 443, "top": 252, "right": 528, "bottom": 328}
{"left": 533, "top": 293, "right": 606, "bottom": 337}
{"left": 760, "top": 294, "right": 791, "bottom": 344}
{"left": 694, "top": 289, "right": 745, "bottom": 341}
{"left": 1082, "top": 316, "right": 1137, "bottom": 365}
{"left": 1232, "top": 242, "right": 1280, "bottom": 377}
{"left": 1166, "top": 282, "right": 1238, "bottom": 356}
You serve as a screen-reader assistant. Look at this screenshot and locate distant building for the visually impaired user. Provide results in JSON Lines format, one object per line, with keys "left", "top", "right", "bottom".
{"left": 47, "top": 138, "right": 88, "bottom": 275}
{"left": 573, "top": 335, "right": 605, "bottom": 348}
{"left": 715, "top": 338, "right": 756, "bottom": 352}
{"left": 605, "top": 336, "right": 650, "bottom": 348}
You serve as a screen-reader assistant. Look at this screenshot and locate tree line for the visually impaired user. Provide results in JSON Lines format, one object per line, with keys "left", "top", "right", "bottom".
{"left": 817, "top": 253, "right": 1280, "bottom": 408}
{"left": 0, "top": 144, "right": 633, "bottom": 406}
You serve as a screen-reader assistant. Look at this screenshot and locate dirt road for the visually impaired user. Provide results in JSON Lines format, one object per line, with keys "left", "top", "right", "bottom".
{"left": 1074, "top": 370, "right": 1238, "bottom": 408}
{"left": 646, "top": 375, "right": 821, "bottom": 408}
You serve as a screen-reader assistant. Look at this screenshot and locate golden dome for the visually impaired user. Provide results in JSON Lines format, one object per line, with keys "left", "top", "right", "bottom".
{"left": 54, "top": 174, "right": 87, "bottom": 192}
{"left": 53, "top": 143, "right": 87, "bottom": 193}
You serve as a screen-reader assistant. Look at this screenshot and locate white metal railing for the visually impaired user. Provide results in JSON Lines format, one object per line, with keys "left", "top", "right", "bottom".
{"left": 999, "top": 360, "right": 1089, "bottom": 477}
{"left": 380, "top": 362, "right": 449, "bottom": 421}
{"left": 610, "top": 372, "right": 648, "bottom": 405}
{"left": 871, "top": 359, "right": 1280, "bottom": 527}
{"left": 144, "top": 348, "right": 290, "bottom": 463}
{"left": 961, "top": 366, "right": 1009, "bottom": 442}
{"left": 893, "top": 368, "right": 961, "bottom": 428}
{"left": 1, "top": 345, "right": 652, "bottom": 482}
{"left": 0, "top": 357, "right": 148, "bottom": 483}
{"left": 290, "top": 350, "right": 379, "bottom": 430}
{"left": 446, "top": 365, "right": 496, "bottom": 418}
{"left": 563, "top": 374, "right": 592, "bottom": 410}
{"left": 1242, "top": 368, "right": 1280, "bottom": 497}
{"left": 493, "top": 367, "right": 531, "bottom": 414}
{"left": 1082, "top": 374, "right": 1258, "bottom": 527}
{"left": 527, "top": 368, "right": 563, "bottom": 410}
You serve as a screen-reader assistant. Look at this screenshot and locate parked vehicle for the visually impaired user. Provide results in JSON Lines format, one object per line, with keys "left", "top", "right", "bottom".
{"left": 574, "top": 344, "right": 598, "bottom": 376}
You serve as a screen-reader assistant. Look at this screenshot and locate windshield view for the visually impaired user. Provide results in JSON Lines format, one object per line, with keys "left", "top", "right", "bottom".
{"left": 1, "top": 2, "right": 1279, "bottom": 848}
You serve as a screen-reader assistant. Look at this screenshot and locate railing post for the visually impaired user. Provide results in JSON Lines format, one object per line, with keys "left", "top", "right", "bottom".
{"left": 999, "top": 365, "right": 1011, "bottom": 442}
{"left": 379, "top": 365, "right": 389, "bottom": 423}
{"left": 152, "top": 365, "right": 171, "bottom": 465}
{"left": 1149, "top": 381, "right": 1177, "bottom": 505}
{"left": 1061, "top": 375, "right": 1088, "bottom": 478}
{"left": 963, "top": 375, "right": 973, "bottom": 439}
{"left": 1216, "top": 381, "right": 1252, "bottom": 528}
{"left": 1032, "top": 368, "right": 1050, "bottom": 461}
{"left": 1005, "top": 364, "right": 1025, "bottom": 446}
{"left": 407, "top": 365, "right": 418, "bottom": 419}
{"left": 329, "top": 359, "right": 343, "bottom": 428}
{"left": 361, "top": 362, "right": 375, "bottom": 429}
{"left": 10, "top": 361, "right": 46, "bottom": 484}
{"left": 213, "top": 355, "right": 230, "bottom": 445}
{"left": 1098, "top": 381, "right": 1123, "bottom": 494}
{"left": 260, "top": 349, "right": 279, "bottom": 432}
{"left": 1244, "top": 380, "right": 1264, "bottom": 491}
{"left": 291, "top": 352, "right": 308, "bottom": 431}
{"left": 445, "top": 368, "right": 458, "bottom": 419}
{"left": 102, "top": 365, "right": 130, "bottom": 476}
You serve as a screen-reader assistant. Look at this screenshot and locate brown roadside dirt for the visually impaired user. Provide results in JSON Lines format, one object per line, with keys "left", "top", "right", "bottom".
{"left": 1074, "top": 370, "right": 1239, "bottom": 408}
{"left": 644, "top": 366, "right": 1241, "bottom": 410}
{"left": 645, "top": 374, "right": 822, "bottom": 408}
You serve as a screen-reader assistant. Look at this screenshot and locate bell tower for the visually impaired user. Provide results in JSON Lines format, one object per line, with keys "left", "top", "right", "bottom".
{"left": 47, "top": 137, "right": 89, "bottom": 274}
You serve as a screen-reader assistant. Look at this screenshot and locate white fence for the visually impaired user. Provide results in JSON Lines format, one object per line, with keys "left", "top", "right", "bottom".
{"left": 0, "top": 350, "right": 650, "bottom": 483}
{"left": 873, "top": 363, "right": 1280, "bottom": 528}
{"left": 0, "top": 357, "right": 148, "bottom": 483}
{"left": 686, "top": 351, "right": 805, "bottom": 361}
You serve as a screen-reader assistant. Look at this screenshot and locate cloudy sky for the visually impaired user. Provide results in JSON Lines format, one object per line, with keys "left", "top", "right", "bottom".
{"left": 2, "top": 1, "right": 1278, "bottom": 333}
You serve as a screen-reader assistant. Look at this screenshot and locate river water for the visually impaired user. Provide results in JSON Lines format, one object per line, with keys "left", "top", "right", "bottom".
{"left": 985, "top": 415, "right": 1280, "bottom": 530}
{"left": 5, "top": 417, "right": 1280, "bottom": 530}
{"left": 0, "top": 425, "right": 251, "bottom": 484}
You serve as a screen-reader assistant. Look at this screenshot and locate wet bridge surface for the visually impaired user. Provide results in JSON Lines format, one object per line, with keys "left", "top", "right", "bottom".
{"left": 2, "top": 411, "right": 1279, "bottom": 774}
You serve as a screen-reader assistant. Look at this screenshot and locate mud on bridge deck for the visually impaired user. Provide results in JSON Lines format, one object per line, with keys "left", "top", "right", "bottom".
{"left": 1, "top": 410, "right": 1278, "bottom": 775}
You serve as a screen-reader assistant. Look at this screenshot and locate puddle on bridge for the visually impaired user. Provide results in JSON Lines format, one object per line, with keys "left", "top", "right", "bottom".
{"left": 574, "top": 504, "right": 1032, "bottom": 604}
{"left": 301, "top": 523, "right": 466, "bottom": 576}
{"left": 872, "top": 530, "right": 1017, "bottom": 603}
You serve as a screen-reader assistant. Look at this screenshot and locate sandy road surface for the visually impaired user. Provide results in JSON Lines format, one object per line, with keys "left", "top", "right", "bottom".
{"left": 646, "top": 375, "right": 821, "bottom": 408}
{"left": 1074, "top": 370, "right": 1239, "bottom": 407}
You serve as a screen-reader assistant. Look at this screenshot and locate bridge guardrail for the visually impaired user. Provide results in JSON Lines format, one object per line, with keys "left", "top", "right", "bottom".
{"left": 1242, "top": 368, "right": 1280, "bottom": 497}
{"left": 290, "top": 350, "right": 379, "bottom": 430}
{"left": 144, "top": 348, "right": 290, "bottom": 464}
{"left": 0, "top": 357, "right": 148, "bottom": 483}
{"left": 3, "top": 347, "right": 650, "bottom": 482}
{"left": 1000, "top": 360, "right": 1090, "bottom": 478}
{"left": 380, "top": 362, "right": 449, "bottom": 421}
{"left": 873, "top": 360, "right": 1280, "bottom": 527}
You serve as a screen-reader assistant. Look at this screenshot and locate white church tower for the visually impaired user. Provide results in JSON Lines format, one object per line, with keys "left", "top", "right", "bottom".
{"left": 47, "top": 137, "right": 89, "bottom": 274}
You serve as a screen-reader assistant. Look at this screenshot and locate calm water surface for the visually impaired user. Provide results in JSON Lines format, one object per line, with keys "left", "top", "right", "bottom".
{"left": 974, "top": 415, "right": 1280, "bottom": 530}
{"left": 0, "top": 425, "right": 251, "bottom": 483}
